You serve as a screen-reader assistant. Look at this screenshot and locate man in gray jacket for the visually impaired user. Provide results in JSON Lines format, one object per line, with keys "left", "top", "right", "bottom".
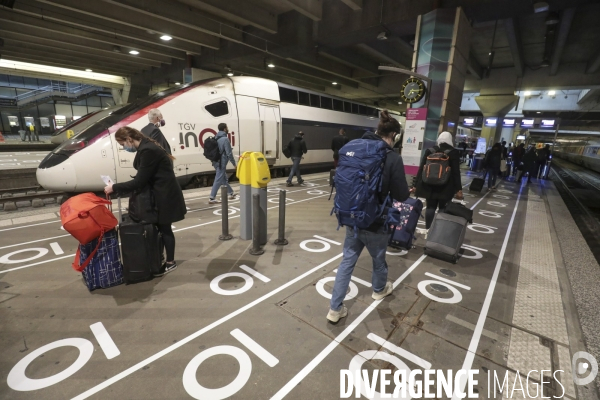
{"left": 209, "top": 123, "right": 237, "bottom": 204}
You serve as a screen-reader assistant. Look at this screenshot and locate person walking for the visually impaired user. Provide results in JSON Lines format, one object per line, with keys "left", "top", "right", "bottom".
{"left": 327, "top": 110, "right": 410, "bottom": 323}
{"left": 104, "top": 126, "right": 186, "bottom": 277}
{"left": 141, "top": 108, "right": 172, "bottom": 155}
{"left": 413, "top": 131, "right": 463, "bottom": 237}
{"left": 536, "top": 144, "right": 551, "bottom": 179}
{"left": 331, "top": 128, "right": 349, "bottom": 168}
{"left": 208, "top": 123, "right": 237, "bottom": 204}
{"left": 29, "top": 123, "right": 38, "bottom": 141}
{"left": 286, "top": 131, "right": 307, "bottom": 187}
{"left": 521, "top": 146, "right": 538, "bottom": 184}
{"left": 512, "top": 143, "right": 525, "bottom": 176}
{"left": 483, "top": 143, "right": 503, "bottom": 191}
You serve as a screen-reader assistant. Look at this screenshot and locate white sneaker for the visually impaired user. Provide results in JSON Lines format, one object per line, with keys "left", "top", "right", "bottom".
{"left": 424, "top": 229, "right": 429, "bottom": 240}
{"left": 208, "top": 199, "right": 221, "bottom": 204}
{"left": 372, "top": 282, "right": 393, "bottom": 300}
{"left": 326, "top": 305, "right": 348, "bottom": 323}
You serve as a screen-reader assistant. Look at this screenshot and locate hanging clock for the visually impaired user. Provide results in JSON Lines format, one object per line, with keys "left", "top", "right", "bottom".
{"left": 401, "top": 77, "right": 426, "bottom": 104}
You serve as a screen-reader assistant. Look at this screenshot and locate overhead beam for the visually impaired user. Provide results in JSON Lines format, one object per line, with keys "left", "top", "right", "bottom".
{"left": 467, "top": 51, "right": 484, "bottom": 80}
{"left": 177, "top": 0, "right": 278, "bottom": 34}
{"left": 504, "top": 17, "right": 524, "bottom": 78}
{"left": 550, "top": 7, "right": 576, "bottom": 76}
{"left": 318, "top": 47, "right": 381, "bottom": 77}
{"left": 268, "top": 64, "right": 359, "bottom": 88}
{"left": 15, "top": 0, "right": 205, "bottom": 55}
{"left": 0, "top": 9, "right": 181, "bottom": 62}
{"left": 355, "top": 43, "right": 407, "bottom": 69}
{"left": 35, "top": 0, "right": 218, "bottom": 51}
{"left": 280, "top": 0, "right": 323, "bottom": 21}
{"left": 235, "top": 67, "right": 326, "bottom": 92}
{"left": 339, "top": 0, "right": 362, "bottom": 11}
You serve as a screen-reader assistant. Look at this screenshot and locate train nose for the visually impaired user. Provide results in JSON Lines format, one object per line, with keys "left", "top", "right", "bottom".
{"left": 36, "top": 160, "right": 77, "bottom": 192}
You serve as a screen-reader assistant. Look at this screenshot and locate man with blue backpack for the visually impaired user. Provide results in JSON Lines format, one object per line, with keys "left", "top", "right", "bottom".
{"left": 327, "top": 110, "right": 410, "bottom": 323}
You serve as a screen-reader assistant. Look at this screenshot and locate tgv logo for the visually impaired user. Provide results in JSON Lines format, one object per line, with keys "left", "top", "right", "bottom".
{"left": 177, "top": 123, "right": 235, "bottom": 149}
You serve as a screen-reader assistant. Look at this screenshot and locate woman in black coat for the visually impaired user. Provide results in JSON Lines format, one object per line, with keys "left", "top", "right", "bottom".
{"left": 414, "top": 131, "right": 463, "bottom": 234}
{"left": 483, "top": 143, "right": 502, "bottom": 190}
{"left": 521, "top": 146, "right": 538, "bottom": 184}
{"left": 104, "top": 126, "right": 186, "bottom": 276}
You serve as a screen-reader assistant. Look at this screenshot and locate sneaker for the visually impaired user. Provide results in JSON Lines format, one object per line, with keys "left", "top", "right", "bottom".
{"left": 228, "top": 192, "right": 237, "bottom": 200}
{"left": 298, "top": 179, "right": 305, "bottom": 185}
{"left": 424, "top": 229, "right": 429, "bottom": 240}
{"left": 208, "top": 198, "right": 221, "bottom": 204}
{"left": 286, "top": 182, "right": 294, "bottom": 187}
{"left": 326, "top": 305, "right": 348, "bottom": 323}
{"left": 372, "top": 282, "right": 393, "bottom": 300}
{"left": 154, "top": 261, "right": 177, "bottom": 277}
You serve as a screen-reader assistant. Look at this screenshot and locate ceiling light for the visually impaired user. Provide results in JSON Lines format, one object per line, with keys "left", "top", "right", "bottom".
{"left": 175, "top": 82, "right": 180, "bottom": 85}
{"left": 267, "top": 63, "right": 275, "bottom": 68}
{"left": 548, "top": 90, "right": 556, "bottom": 96}
{"left": 129, "top": 50, "right": 139, "bottom": 55}
{"left": 332, "top": 82, "right": 338, "bottom": 85}
{"left": 398, "top": 101, "right": 403, "bottom": 105}
{"left": 537, "top": 111, "right": 542, "bottom": 114}
{"left": 524, "top": 91, "right": 531, "bottom": 96}
{"left": 85, "top": 69, "right": 92, "bottom": 72}
{"left": 160, "top": 35, "right": 172, "bottom": 41}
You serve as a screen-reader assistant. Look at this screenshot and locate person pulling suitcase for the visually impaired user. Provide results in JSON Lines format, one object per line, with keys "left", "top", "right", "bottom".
{"left": 104, "top": 126, "right": 187, "bottom": 278}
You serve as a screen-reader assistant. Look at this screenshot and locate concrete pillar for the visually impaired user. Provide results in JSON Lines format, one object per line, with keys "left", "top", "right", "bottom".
{"left": 474, "top": 94, "right": 518, "bottom": 147}
{"left": 412, "top": 7, "right": 472, "bottom": 149}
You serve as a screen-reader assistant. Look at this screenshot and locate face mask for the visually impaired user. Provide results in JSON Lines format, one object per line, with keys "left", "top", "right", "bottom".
{"left": 160, "top": 119, "right": 165, "bottom": 127}
{"left": 124, "top": 144, "right": 137, "bottom": 153}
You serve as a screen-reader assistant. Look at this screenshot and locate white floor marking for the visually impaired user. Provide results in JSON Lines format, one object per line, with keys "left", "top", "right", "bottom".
{"left": 0, "top": 220, "right": 60, "bottom": 232}
{"left": 0, "top": 254, "right": 74, "bottom": 274}
{"left": 313, "top": 235, "right": 341, "bottom": 245}
{"left": 70, "top": 253, "right": 344, "bottom": 400}
{"left": 444, "top": 314, "right": 501, "bottom": 342}
{"left": 89, "top": 322, "right": 120, "bottom": 360}
{"left": 0, "top": 234, "right": 71, "bottom": 251}
{"left": 424, "top": 272, "right": 471, "bottom": 290}
{"left": 49, "top": 242, "right": 64, "bottom": 255}
{"left": 452, "top": 185, "right": 523, "bottom": 400}
{"left": 367, "top": 333, "right": 431, "bottom": 369}
{"left": 230, "top": 328, "right": 279, "bottom": 367}
{"left": 239, "top": 265, "right": 270, "bottom": 283}
{"left": 333, "top": 269, "right": 371, "bottom": 287}
{"left": 468, "top": 189, "right": 492, "bottom": 210}
{"left": 269, "top": 254, "right": 428, "bottom": 400}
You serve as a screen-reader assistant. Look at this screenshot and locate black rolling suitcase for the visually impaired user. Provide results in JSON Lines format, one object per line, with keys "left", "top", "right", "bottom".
{"left": 119, "top": 218, "right": 162, "bottom": 284}
{"left": 469, "top": 170, "right": 487, "bottom": 192}
{"left": 424, "top": 213, "right": 467, "bottom": 263}
{"left": 444, "top": 200, "right": 473, "bottom": 223}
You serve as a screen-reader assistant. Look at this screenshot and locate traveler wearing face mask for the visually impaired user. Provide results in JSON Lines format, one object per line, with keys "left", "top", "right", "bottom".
{"left": 104, "top": 126, "right": 186, "bottom": 276}
{"left": 141, "top": 108, "right": 172, "bottom": 155}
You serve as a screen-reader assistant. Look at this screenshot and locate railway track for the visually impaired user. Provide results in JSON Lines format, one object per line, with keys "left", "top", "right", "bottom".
{"left": 0, "top": 189, "right": 64, "bottom": 211}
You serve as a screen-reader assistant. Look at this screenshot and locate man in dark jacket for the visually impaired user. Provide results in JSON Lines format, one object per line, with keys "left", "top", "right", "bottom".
{"left": 484, "top": 143, "right": 503, "bottom": 190}
{"left": 522, "top": 146, "right": 537, "bottom": 183}
{"left": 331, "top": 128, "right": 349, "bottom": 167}
{"left": 535, "top": 144, "right": 551, "bottom": 179}
{"left": 286, "top": 131, "right": 308, "bottom": 187}
{"left": 209, "top": 123, "right": 237, "bottom": 204}
{"left": 327, "top": 111, "right": 410, "bottom": 323}
{"left": 141, "top": 108, "right": 172, "bottom": 155}
{"left": 512, "top": 143, "right": 525, "bottom": 176}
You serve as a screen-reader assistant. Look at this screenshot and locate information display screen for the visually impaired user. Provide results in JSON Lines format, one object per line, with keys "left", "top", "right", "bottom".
{"left": 516, "top": 135, "right": 526, "bottom": 140}
{"left": 541, "top": 119, "right": 555, "bottom": 128}
{"left": 503, "top": 119, "right": 515, "bottom": 127}
{"left": 521, "top": 119, "right": 534, "bottom": 127}
{"left": 484, "top": 118, "right": 497, "bottom": 126}
{"left": 463, "top": 117, "right": 474, "bottom": 125}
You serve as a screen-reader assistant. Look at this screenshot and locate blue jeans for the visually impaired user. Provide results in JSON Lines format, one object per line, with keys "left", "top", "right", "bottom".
{"left": 287, "top": 157, "right": 302, "bottom": 183}
{"left": 330, "top": 227, "right": 390, "bottom": 311}
{"left": 210, "top": 162, "right": 233, "bottom": 199}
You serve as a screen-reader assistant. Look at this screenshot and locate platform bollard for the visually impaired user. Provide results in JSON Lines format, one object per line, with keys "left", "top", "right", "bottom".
{"left": 274, "top": 190, "right": 288, "bottom": 245}
{"left": 219, "top": 185, "right": 233, "bottom": 241}
{"left": 249, "top": 193, "right": 264, "bottom": 255}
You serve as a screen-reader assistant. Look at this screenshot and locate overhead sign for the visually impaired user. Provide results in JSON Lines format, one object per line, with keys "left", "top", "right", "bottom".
{"left": 503, "top": 119, "right": 515, "bottom": 127}
{"left": 403, "top": 108, "right": 427, "bottom": 175}
{"left": 516, "top": 135, "right": 526, "bottom": 140}
{"left": 463, "top": 117, "right": 474, "bottom": 125}
{"left": 484, "top": 118, "right": 497, "bottom": 126}
{"left": 541, "top": 119, "right": 555, "bottom": 128}
{"left": 521, "top": 119, "right": 534, "bottom": 127}
{"left": 0, "top": 98, "right": 17, "bottom": 107}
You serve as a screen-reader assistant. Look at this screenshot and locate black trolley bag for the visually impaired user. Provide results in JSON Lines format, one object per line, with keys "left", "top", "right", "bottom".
{"left": 444, "top": 200, "right": 473, "bottom": 223}
{"left": 469, "top": 170, "right": 487, "bottom": 193}
{"left": 424, "top": 212, "right": 468, "bottom": 263}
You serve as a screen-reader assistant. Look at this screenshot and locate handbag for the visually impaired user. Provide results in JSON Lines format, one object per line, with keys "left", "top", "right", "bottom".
{"left": 444, "top": 200, "right": 473, "bottom": 224}
{"left": 129, "top": 185, "right": 158, "bottom": 224}
{"left": 282, "top": 144, "right": 291, "bottom": 158}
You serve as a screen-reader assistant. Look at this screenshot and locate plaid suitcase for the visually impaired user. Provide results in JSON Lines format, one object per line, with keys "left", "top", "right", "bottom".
{"left": 80, "top": 229, "right": 124, "bottom": 291}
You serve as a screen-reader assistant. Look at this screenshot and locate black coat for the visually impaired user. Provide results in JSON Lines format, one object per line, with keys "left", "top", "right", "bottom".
{"left": 141, "top": 123, "right": 172, "bottom": 155}
{"left": 113, "top": 138, "right": 186, "bottom": 224}
{"left": 288, "top": 135, "right": 307, "bottom": 158}
{"left": 484, "top": 148, "right": 502, "bottom": 173}
{"left": 522, "top": 149, "right": 537, "bottom": 172}
{"left": 415, "top": 143, "right": 462, "bottom": 200}
{"left": 331, "top": 135, "right": 349, "bottom": 159}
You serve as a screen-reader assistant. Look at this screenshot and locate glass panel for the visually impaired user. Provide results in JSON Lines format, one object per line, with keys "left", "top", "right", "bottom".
{"left": 309, "top": 94, "right": 320, "bottom": 108}
{"left": 278, "top": 87, "right": 298, "bottom": 103}
{"left": 333, "top": 99, "right": 343, "bottom": 111}
{"left": 320, "top": 97, "right": 333, "bottom": 110}
{"left": 351, "top": 103, "right": 358, "bottom": 114}
{"left": 205, "top": 100, "right": 229, "bottom": 117}
{"left": 298, "top": 91, "right": 310, "bottom": 106}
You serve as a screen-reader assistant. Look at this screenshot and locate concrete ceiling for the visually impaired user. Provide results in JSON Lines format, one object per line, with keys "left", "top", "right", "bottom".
{"left": 1, "top": 0, "right": 600, "bottom": 110}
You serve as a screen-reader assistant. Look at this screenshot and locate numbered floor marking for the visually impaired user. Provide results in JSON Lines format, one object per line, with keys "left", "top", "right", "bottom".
{"left": 492, "top": 194, "right": 510, "bottom": 199}
{"left": 467, "top": 223, "right": 498, "bottom": 234}
{"left": 268, "top": 197, "right": 295, "bottom": 204}
{"left": 460, "top": 244, "right": 489, "bottom": 260}
{"left": 239, "top": 265, "right": 270, "bottom": 283}
{"left": 230, "top": 328, "right": 279, "bottom": 367}
{"left": 49, "top": 242, "right": 64, "bottom": 255}
{"left": 424, "top": 272, "right": 471, "bottom": 291}
{"left": 316, "top": 277, "right": 359, "bottom": 301}
{"left": 89, "top": 322, "right": 120, "bottom": 360}
{"left": 487, "top": 201, "right": 508, "bottom": 208}
{"left": 213, "top": 206, "right": 240, "bottom": 216}
{"left": 313, "top": 235, "right": 341, "bottom": 245}
{"left": 210, "top": 273, "right": 254, "bottom": 296}
{"left": 478, "top": 210, "right": 503, "bottom": 218}
{"left": 0, "top": 248, "right": 49, "bottom": 264}
{"left": 418, "top": 273, "right": 470, "bottom": 304}
{"left": 300, "top": 235, "right": 341, "bottom": 253}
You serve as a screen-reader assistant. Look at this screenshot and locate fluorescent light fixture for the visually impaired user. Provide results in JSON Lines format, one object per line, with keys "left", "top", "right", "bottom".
{"left": 537, "top": 111, "right": 541, "bottom": 114}
{"left": 463, "top": 117, "right": 475, "bottom": 125}
{"left": 227, "top": 72, "right": 234, "bottom": 76}
{"left": 129, "top": 50, "right": 139, "bottom": 55}
{"left": 332, "top": 82, "right": 338, "bottom": 85}
{"left": 85, "top": 69, "right": 92, "bottom": 72}
{"left": 160, "top": 35, "right": 172, "bottom": 41}
{"left": 267, "top": 63, "right": 275, "bottom": 68}
{"left": 524, "top": 91, "right": 531, "bottom": 96}
{"left": 548, "top": 90, "right": 556, "bottom": 96}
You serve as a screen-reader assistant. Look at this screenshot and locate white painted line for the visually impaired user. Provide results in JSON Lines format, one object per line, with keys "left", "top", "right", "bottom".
{"left": 0, "top": 220, "right": 60, "bottom": 232}
{"left": 70, "top": 252, "right": 344, "bottom": 400}
{"left": 333, "top": 269, "right": 371, "bottom": 287}
{"left": 0, "top": 254, "right": 74, "bottom": 274}
{"left": 239, "top": 265, "right": 270, "bottom": 283}
{"left": 313, "top": 235, "right": 341, "bottom": 245}
{"left": 367, "top": 333, "right": 431, "bottom": 369}
{"left": 469, "top": 189, "right": 491, "bottom": 210}
{"left": 462, "top": 244, "right": 489, "bottom": 252}
{"left": 230, "top": 328, "right": 279, "bottom": 367}
{"left": 49, "top": 242, "right": 64, "bottom": 255}
{"left": 89, "top": 322, "right": 120, "bottom": 360}
{"left": 452, "top": 185, "right": 523, "bottom": 400}
{"left": 444, "top": 314, "right": 501, "bottom": 342}
{"left": 0, "top": 234, "right": 71, "bottom": 251}
{"left": 269, "top": 254, "right": 428, "bottom": 400}
{"left": 424, "top": 272, "right": 471, "bottom": 291}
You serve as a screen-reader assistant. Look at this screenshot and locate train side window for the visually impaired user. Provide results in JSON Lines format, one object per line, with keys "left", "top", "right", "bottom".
{"left": 333, "top": 99, "right": 343, "bottom": 111}
{"left": 321, "top": 97, "right": 333, "bottom": 110}
{"left": 205, "top": 100, "right": 229, "bottom": 117}
{"left": 310, "top": 94, "right": 320, "bottom": 108}
{"left": 299, "top": 91, "right": 310, "bottom": 106}
{"left": 344, "top": 102, "right": 352, "bottom": 113}
{"left": 359, "top": 105, "right": 367, "bottom": 115}
{"left": 351, "top": 103, "right": 359, "bottom": 114}
{"left": 279, "top": 87, "right": 298, "bottom": 103}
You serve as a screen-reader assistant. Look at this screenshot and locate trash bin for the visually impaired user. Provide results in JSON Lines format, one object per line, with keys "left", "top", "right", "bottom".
{"left": 470, "top": 156, "right": 484, "bottom": 172}
{"left": 19, "top": 130, "right": 26, "bottom": 141}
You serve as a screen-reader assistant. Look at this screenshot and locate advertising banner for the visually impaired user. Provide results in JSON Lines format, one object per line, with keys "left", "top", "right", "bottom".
{"left": 403, "top": 108, "right": 427, "bottom": 175}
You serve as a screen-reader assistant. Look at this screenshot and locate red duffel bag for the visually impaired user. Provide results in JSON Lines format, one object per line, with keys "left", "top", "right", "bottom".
{"left": 60, "top": 193, "right": 118, "bottom": 271}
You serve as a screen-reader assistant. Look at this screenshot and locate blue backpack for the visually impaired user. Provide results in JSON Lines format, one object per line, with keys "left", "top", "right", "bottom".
{"left": 332, "top": 139, "right": 391, "bottom": 232}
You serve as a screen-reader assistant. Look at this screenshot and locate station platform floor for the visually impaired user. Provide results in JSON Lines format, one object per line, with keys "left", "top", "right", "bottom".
{"left": 0, "top": 170, "right": 599, "bottom": 399}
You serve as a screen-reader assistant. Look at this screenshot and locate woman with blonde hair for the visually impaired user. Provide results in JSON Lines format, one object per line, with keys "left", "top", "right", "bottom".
{"left": 104, "top": 126, "right": 186, "bottom": 276}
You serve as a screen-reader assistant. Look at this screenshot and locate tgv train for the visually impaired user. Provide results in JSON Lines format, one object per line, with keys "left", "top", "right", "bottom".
{"left": 553, "top": 139, "right": 600, "bottom": 173}
{"left": 37, "top": 77, "right": 389, "bottom": 192}
{"left": 50, "top": 105, "right": 124, "bottom": 145}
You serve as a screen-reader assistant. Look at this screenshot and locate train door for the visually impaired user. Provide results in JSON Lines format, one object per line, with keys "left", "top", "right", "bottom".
{"left": 258, "top": 104, "right": 280, "bottom": 163}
